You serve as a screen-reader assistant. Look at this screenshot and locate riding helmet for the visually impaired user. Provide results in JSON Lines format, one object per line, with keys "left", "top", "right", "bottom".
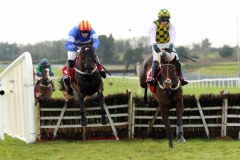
{"left": 79, "top": 20, "right": 91, "bottom": 31}
{"left": 40, "top": 58, "right": 49, "bottom": 65}
{"left": 158, "top": 8, "right": 171, "bottom": 20}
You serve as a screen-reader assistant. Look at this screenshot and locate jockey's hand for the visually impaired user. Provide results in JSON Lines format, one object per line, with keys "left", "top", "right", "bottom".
{"left": 36, "top": 73, "right": 42, "bottom": 77}
{"left": 74, "top": 47, "right": 81, "bottom": 53}
{"left": 168, "top": 43, "right": 174, "bottom": 53}
{"left": 153, "top": 44, "right": 160, "bottom": 53}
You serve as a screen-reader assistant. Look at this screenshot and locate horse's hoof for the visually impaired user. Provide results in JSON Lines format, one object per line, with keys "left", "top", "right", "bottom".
{"left": 179, "top": 138, "right": 186, "bottom": 143}
{"left": 101, "top": 115, "right": 108, "bottom": 125}
{"left": 178, "top": 135, "right": 186, "bottom": 143}
{"left": 168, "top": 142, "right": 174, "bottom": 148}
{"left": 169, "top": 145, "right": 174, "bottom": 148}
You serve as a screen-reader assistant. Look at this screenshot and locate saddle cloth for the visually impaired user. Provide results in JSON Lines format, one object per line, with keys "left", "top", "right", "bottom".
{"left": 146, "top": 67, "right": 161, "bottom": 93}
{"left": 62, "top": 66, "right": 74, "bottom": 80}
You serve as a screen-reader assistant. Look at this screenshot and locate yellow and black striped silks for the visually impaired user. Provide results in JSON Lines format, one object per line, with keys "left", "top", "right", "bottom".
{"left": 154, "top": 20, "right": 170, "bottom": 44}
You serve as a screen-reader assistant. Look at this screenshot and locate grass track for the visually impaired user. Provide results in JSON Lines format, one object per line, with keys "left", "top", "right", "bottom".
{"left": 1, "top": 135, "right": 240, "bottom": 160}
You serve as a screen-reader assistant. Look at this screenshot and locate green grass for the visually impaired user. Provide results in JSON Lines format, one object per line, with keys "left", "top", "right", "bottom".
{"left": 0, "top": 135, "right": 240, "bottom": 160}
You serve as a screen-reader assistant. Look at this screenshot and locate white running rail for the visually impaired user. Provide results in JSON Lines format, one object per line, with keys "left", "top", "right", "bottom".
{"left": 0, "top": 52, "right": 36, "bottom": 143}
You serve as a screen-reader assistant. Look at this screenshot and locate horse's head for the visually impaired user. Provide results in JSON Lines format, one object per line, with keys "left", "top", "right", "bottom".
{"left": 159, "top": 56, "right": 180, "bottom": 95}
{"left": 41, "top": 65, "right": 52, "bottom": 84}
{"left": 78, "top": 45, "right": 97, "bottom": 74}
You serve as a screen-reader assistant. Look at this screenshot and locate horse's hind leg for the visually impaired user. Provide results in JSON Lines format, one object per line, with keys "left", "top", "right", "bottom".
{"left": 97, "top": 92, "right": 107, "bottom": 125}
{"left": 79, "top": 93, "right": 87, "bottom": 126}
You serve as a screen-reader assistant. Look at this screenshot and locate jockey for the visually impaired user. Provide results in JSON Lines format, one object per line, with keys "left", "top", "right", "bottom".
{"left": 64, "top": 20, "right": 106, "bottom": 87}
{"left": 34, "top": 58, "right": 55, "bottom": 92}
{"left": 147, "top": 8, "right": 188, "bottom": 86}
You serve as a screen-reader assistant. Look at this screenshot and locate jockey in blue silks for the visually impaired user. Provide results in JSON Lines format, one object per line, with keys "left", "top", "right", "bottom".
{"left": 64, "top": 20, "right": 106, "bottom": 87}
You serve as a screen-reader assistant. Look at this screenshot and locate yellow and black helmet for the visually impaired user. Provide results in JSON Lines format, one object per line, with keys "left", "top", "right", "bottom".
{"left": 158, "top": 8, "right": 171, "bottom": 20}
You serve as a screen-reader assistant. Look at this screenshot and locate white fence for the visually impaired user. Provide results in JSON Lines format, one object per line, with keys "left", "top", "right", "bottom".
{"left": 109, "top": 76, "right": 240, "bottom": 89}
{"left": 0, "top": 52, "right": 36, "bottom": 143}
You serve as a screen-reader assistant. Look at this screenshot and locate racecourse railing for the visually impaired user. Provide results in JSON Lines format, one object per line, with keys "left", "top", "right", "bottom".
{"left": 0, "top": 52, "right": 36, "bottom": 143}
{"left": 108, "top": 76, "right": 240, "bottom": 88}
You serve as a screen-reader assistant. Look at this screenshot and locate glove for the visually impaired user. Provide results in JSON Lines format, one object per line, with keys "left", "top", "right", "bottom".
{"left": 168, "top": 43, "right": 174, "bottom": 53}
{"left": 74, "top": 47, "right": 81, "bottom": 53}
{"left": 50, "top": 72, "right": 54, "bottom": 76}
{"left": 36, "top": 72, "right": 42, "bottom": 77}
{"left": 153, "top": 44, "right": 160, "bottom": 53}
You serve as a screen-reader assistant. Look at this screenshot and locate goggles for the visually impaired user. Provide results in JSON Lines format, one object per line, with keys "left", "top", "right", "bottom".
{"left": 81, "top": 30, "right": 90, "bottom": 34}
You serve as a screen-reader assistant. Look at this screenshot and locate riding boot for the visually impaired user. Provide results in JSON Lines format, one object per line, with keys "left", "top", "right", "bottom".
{"left": 34, "top": 80, "right": 40, "bottom": 92}
{"left": 146, "top": 61, "right": 159, "bottom": 86}
{"left": 175, "top": 61, "right": 188, "bottom": 86}
{"left": 64, "top": 60, "right": 74, "bottom": 82}
{"left": 95, "top": 56, "right": 106, "bottom": 78}
{"left": 63, "top": 60, "right": 74, "bottom": 95}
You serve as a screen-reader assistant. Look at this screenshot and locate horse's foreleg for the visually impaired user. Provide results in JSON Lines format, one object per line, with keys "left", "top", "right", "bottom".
{"left": 97, "top": 92, "right": 107, "bottom": 125}
{"left": 176, "top": 103, "right": 186, "bottom": 143}
{"left": 161, "top": 108, "right": 174, "bottom": 148}
{"left": 79, "top": 93, "right": 87, "bottom": 126}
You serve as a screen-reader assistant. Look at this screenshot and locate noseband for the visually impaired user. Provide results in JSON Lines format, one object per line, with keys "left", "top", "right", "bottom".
{"left": 158, "top": 64, "right": 180, "bottom": 91}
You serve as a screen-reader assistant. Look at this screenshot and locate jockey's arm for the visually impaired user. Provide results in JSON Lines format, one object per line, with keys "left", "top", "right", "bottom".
{"left": 35, "top": 65, "right": 42, "bottom": 77}
{"left": 169, "top": 22, "right": 176, "bottom": 44}
{"left": 65, "top": 26, "right": 78, "bottom": 51}
{"left": 148, "top": 23, "right": 157, "bottom": 46}
{"left": 91, "top": 30, "right": 100, "bottom": 50}
{"left": 65, "top": 37, "right": 76, "bottom": 51}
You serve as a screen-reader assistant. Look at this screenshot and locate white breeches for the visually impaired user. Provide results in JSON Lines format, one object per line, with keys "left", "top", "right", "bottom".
{"left": 67, "top": 51, "right": 78, "bottom": 60}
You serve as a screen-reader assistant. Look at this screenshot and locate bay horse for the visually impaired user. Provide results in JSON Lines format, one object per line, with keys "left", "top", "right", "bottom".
{"left": 139, "top": 51, "right": 186, "bottom": 148}
{"left": 36, "top": 65, "right": 53, "bottom": 98}
{"left": 64, "top": 44, "right": 107, "bottom": 126}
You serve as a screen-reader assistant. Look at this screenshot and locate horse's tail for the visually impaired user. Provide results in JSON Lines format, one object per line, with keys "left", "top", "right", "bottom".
{"left": 58, "top": 77, "right": 65, "bottom": 91}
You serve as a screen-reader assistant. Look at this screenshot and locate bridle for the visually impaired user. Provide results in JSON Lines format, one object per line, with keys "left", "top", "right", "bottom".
{"left": 157, "top": 63, "right": 180, "bottom": 91}
{"left": 40, "top": 68, "right": 52, "bottom": 88}
{"left": 74, "top": 46, "right": 97, "bottom": 75}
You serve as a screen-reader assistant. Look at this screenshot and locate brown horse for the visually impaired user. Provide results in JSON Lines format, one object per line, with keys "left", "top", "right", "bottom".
{"left": 36, "top": 66, "right": 53, "bottom": 98}
{"left": 139, "top": 52, "right": 186, "bottom": 148}
{"left": 63, "top": 45, "right": 107, "bottom": 126}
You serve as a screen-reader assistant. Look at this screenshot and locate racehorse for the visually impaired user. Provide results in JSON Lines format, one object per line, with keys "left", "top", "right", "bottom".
{"left": 36, "top": 65, "right": 53, "bottom": 98}
{"left": 139, "top": 51, "right": 186, "bottom": 148}
{"left": 63, "top": 44, "right": 107, "bottom": 126}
